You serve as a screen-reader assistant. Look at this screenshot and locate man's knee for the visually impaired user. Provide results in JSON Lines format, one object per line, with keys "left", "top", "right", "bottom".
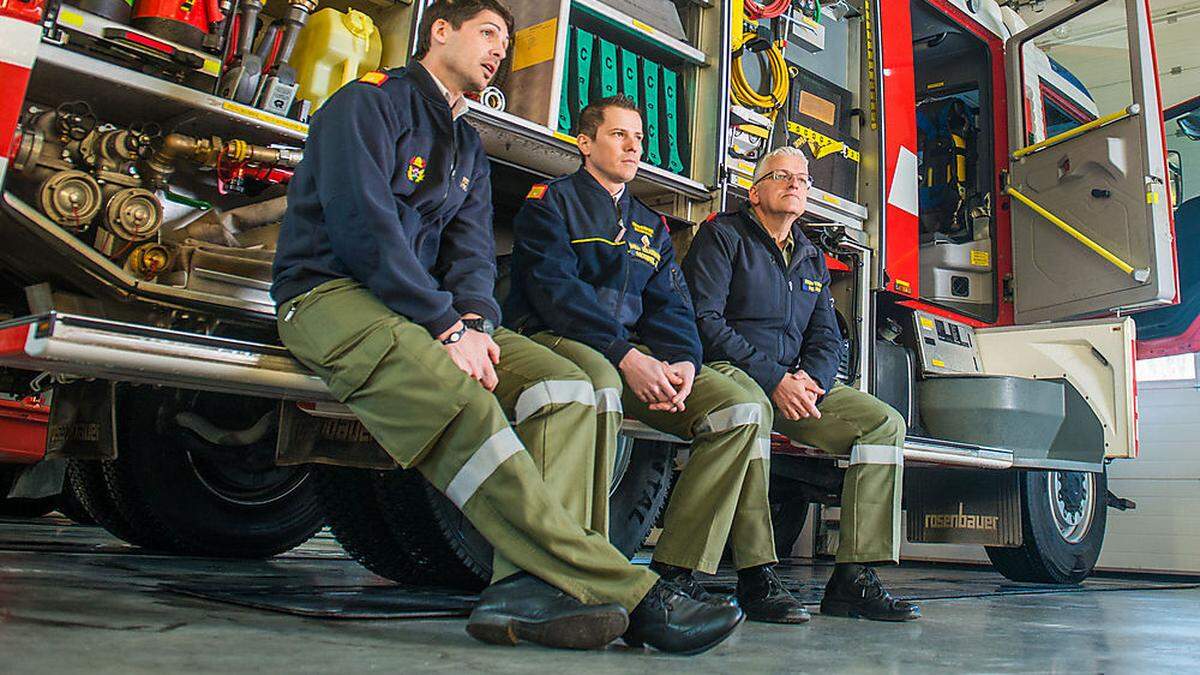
{"left": 696, "top": 381, "right": 772, "bottom": 445}
{"left": 513, "top": 363, "right": 596, "bottom": 425}
{"left": 876, "top": 403, "right": 907, "bottom": 445}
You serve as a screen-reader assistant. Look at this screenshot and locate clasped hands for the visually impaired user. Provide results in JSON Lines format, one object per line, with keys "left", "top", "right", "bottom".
{"left": 772, "top": 370, "right": 824, "bottom": 421}
{"left": 619, "top": 348, "right": 694, "bottom": 413}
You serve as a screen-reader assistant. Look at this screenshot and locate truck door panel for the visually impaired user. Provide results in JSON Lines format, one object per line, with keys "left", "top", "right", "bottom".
{"left": 1005, "top": 0, "right": 1176, "bottom": 323}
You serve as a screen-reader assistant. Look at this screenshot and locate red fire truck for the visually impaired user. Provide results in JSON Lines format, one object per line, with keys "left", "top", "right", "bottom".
{"left": 0, "top": 0, "right": 1177, "bottom": 587}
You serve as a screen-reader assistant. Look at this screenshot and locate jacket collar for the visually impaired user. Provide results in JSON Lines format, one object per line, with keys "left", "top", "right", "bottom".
{"left": 738, "top": 204, "right": 818, "bottom": 267}
{"left": 572, "top": 168, "right": 633, "bottom": 212}
{"left": 404, "top": 63, "right": 468, "bottom": 121}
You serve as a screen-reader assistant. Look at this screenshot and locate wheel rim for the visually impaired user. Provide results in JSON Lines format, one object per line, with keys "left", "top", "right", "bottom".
{"left": 609, "top": 435, "right": 634, "bottom": 497}
{"left": 1047, "top": 470, "right": 1095, "bottom": 545}
{"left": 184, "top": 451, "right": 310, "bottom": 508}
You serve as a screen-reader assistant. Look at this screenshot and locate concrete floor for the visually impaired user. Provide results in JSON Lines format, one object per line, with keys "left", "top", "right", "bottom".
{"left": 2, "top": 516, "right": 1199, "bottom": 673}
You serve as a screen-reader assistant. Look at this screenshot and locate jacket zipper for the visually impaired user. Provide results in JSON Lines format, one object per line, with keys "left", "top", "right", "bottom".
{"left": 613, "top": 196, "right": 631, "bottom": 315}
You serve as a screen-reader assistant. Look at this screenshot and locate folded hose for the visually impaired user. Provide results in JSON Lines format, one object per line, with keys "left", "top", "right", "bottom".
{"left": 731, "top": 33, "right": 789, "bottom": 112}
{"left": 744, "top": 0, "right": 792, "bottom": 20}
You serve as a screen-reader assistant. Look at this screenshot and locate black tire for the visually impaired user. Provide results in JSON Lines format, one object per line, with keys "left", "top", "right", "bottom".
{"left": 0, "top": 465, "right": 58, "bottom": 518}
{"left": 66, "top": 458, "right": 167, "bottom": 547}
{"left": 311, "top": 465, "right": 422, "bottom": 582}
{"left": 56, "top": 468, "right": 96, "bottom": 525}
{"left": 102, "top": 386, "right": 325, "bottom": 558}
{"left": 414, "top": 438, "right": 678, "bottom": 589}
{"left": 986, "top": 469, "right": 1108, "bottom": 584}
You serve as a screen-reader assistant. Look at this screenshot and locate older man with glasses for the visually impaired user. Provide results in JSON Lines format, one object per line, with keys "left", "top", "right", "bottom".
{"left": 682, "top": 146, "right": 921, "bottom": 622}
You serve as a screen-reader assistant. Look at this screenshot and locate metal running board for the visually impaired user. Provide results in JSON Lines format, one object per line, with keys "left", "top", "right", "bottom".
{"left": 0, "top": 313, "right": 332, "bottom": 401}
{"left": 0, "top": 313, "right": 1018, "bottom": 470}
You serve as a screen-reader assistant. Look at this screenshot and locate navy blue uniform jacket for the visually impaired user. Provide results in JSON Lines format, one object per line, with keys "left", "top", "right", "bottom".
{"left": 272, "top": 63, "right": 498, "bottom": 337}
{"left": 681, "top": 206, "right": 843, "bottom": 396}
{"left": 504, "top": 169, "right": 702, "bottom": 370}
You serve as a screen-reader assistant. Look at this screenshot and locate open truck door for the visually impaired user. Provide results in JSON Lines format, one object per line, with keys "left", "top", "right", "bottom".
{"left": 1005, "top": 0, "right": 1176, "bottom": 324}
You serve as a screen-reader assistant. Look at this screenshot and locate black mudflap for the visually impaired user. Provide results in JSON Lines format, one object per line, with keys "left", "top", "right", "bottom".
{"left": 905, "top": 468, "right": 1022, "bottom": 547}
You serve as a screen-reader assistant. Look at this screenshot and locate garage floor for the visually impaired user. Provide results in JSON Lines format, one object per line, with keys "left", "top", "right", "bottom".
{"left": 2, "top": 516, "right": 1199, "bottom": 673}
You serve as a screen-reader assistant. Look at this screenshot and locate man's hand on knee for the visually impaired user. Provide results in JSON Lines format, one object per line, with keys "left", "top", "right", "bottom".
{"left": 655, "top": 361, "right": 695, "bottom": 413}
{"left": 441, "top": 320, "right": 501, "bottom": 391}
{"left": 772, "top": 374, "right": 823, "bottom": 421}
{"left": 620, "top": 349, "right": 679, "bottom": 409}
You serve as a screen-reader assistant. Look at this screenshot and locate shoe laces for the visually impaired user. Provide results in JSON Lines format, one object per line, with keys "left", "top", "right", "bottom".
{"left": 853, "top": 567, "right": 889, "bottom": 601}
{"left": 674, "top": 574, "right": 712, "bottom": 601}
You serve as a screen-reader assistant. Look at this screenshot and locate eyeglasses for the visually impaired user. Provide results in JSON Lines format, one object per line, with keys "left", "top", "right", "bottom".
{"left": 753, "top": 170, "right": 814, "bottom": 188}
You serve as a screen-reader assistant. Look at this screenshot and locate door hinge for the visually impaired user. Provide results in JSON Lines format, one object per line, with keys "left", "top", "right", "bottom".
{"left": 1002, "top": 273, "right": 1014, "bottom": 302}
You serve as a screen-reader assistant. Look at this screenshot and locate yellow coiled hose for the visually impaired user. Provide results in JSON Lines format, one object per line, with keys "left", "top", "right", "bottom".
{"left": 731, "top": 32, "right": 789, "bottom": 112}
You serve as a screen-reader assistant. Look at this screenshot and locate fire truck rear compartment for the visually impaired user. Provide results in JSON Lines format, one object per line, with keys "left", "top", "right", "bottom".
{"left": 912, "top": 0, "right": 998, "bottom": 323}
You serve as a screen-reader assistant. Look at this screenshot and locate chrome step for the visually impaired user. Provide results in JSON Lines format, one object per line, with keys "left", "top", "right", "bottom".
{"left": 0, "top": 313, "right": 330, "bottom": 401}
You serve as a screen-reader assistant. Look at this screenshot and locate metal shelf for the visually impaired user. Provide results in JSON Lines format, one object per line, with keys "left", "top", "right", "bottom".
{"left": 465, "top": 100, "right": 712, "bottom": 201}
{"left": 571, "top": 0, "right": 708, "bottom": 66}
{"left": 52, "top": 5, "right": 221, "bottom": 81}
{"left": 27, "top": 44, "right": 308, "bottom": 146}
{"left": 27, "top": 45, "right": 709, "bottom": 200}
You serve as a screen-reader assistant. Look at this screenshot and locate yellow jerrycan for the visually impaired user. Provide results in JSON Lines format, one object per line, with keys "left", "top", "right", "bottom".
{"left": 290, "top": 7, "right": 383, "bottom": 111}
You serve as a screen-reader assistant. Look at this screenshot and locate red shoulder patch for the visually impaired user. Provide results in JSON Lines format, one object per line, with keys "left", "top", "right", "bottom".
{"left": 526, "top": 184, "right": 548, "bottom": 200}
{"left": 360, "top": 71, "right": 389, "bottom": 86}
{"left": 704, "top": 211, "right": 718, "bottom": 222}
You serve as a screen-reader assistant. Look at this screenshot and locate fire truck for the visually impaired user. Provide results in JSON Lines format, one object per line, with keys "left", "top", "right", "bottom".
{"left": 0, "top": 0, "right": 1176, "bottom": 587}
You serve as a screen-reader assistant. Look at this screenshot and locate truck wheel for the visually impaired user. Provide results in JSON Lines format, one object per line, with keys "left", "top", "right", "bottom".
{"left": 102, "top": 386, "right": 325, "bottom": 558}
{"left": 66, "top": 459, "right": 167, "bottom": 547}
{"left": 310, "top": 466, "right": 423, "bottom": 582}
{"left": 986, "top": 469, "right": 1108, "bottom": 584}
{"left": 57, "top": 466, "right": 95, "bottom": 525}
{"left": 411, "top": 437, "right": 677, "bottom": 589}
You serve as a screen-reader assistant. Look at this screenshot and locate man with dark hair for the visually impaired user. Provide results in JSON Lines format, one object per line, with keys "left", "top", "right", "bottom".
{"left": 505, "top": 95, "right": 809, "bottom": 626}
{"left": 273, "top": 2, "right": 742, "bottom": 654}
{"left": 682, "top": 146, "right": 920, "bottom": 622}
{"left": 412, "top": 0, "right": 514, "bottom": 59}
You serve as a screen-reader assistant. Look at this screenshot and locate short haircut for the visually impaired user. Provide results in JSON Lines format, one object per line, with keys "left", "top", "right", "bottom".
{"left": 577, "top": 94, "right": 643, "bottom": 142}
{"left": 414, "top": 0, "right": 515, "bottom": 60}
{"left": 753, "top": 145, "right": 811, "bottom": 184}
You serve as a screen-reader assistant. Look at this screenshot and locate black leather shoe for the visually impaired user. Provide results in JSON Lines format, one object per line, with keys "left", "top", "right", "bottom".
{"left": 820, "top": 564, "right": 921, "bottom": 622}
{"left": 623, "top": 579, "right": 744, "bottom": 655}
{"left": 736, "top": 565, "right": 811, "bottom": 624}
{"left": 466, "top": 573, "right": 629, "bottom": 649}
{"left": 661, "top": 570, "right": 737, "bottom": 607}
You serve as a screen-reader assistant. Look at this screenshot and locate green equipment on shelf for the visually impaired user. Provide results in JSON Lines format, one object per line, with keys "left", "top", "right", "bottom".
{"left": 599, "top": 37, "right": 619, "bottom": 97}
{"left": 620, "top": 47, "right": 639, "bottom": 104}
{"left": 642, "top": 60, "right": 662, "bottom": 167}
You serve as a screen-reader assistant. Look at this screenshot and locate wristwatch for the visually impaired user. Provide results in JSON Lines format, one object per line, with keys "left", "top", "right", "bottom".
{"left": 440, "top": 324, "right": 469, "bottom": 345}
{"left": 463, "top": 317, "right": 496, "bottom": 335}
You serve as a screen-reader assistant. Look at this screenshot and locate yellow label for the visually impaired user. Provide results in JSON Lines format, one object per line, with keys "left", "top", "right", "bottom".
{"left": 919, "top": 317, "right": 935, "bottom": 329}
{"left": 895, "top": 279, "right": 912, "bottom": 294}
{"left": 931, "top": 358, "right": 946, "bottom": 368}
{"left": 221, "top": 101, "right": 309, "bottom": 135}
{"left": 58, "top": 9, "right": 84, "bottom": 27}
{"left": 632, "top": 222, "right": 655, "bottom": 237}
{"left": 1147, "top": 191, "right": 1160, "bottom": 204}
{"left": 512, "top": 18, "right": 557, "bottom": 72}
{"left": 787, "top": 122, "right": 861, "bottom": 162}
{"left": 731, "top": 159, "right": 755, "bottom": 175}
{"left": 201, "top": 58, "right": 221, "bottom": 76}
{"left": 927, "top": 81, "right": 945, "bottom": 89}
{"left": 822, "top": 193, "right": 842, "bottom": 205}
{"left": 632, "top": 19, "right": 656, "bottom": 35}
{"left": 969, "top": 250, "right": 990, "bottom": 267}
{"left": 733, "top": 174, "right": 753, "bottom": 190}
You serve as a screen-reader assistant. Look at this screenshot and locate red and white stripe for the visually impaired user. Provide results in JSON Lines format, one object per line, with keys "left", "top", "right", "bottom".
{"left": 0, "top": 1, "right": 44, "bottom": 185}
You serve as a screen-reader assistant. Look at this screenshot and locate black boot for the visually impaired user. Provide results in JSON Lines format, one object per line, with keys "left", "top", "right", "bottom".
{"left": 736, "top": 565, "right": 811, "bottom": 624}
{"left": 819, "top": 564, "right": 921, "bottom": 622}
{"left": 650, "top": 562, "right": 735, "bottom": 607}
{"left": 623, "top": 579, "right": 745, "bottom": 655}
{"left": 466, "top": 572, "right": 629, "bottom": 649}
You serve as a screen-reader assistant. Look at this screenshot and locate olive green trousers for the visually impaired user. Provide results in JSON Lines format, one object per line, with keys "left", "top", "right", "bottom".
{"left": 530, "top": 334, "right": 778, "bottom": 575}
{"left": 772, "top": 384, "right": 906, "bottom": 564}
{"left": 277, "top": 279, "right": 657, "bottom": 609}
